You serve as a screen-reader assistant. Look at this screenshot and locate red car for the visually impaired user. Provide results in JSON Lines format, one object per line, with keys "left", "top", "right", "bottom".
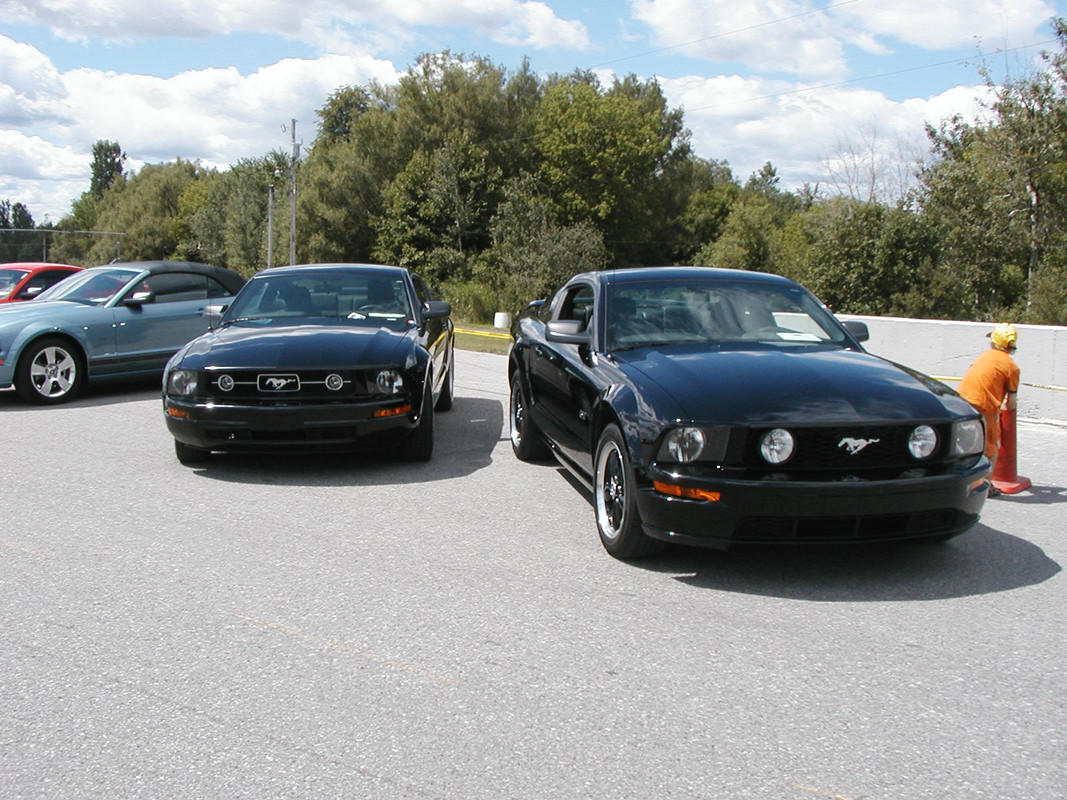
{"left": 0, "top": 262, "right": 82, "bottom": 303}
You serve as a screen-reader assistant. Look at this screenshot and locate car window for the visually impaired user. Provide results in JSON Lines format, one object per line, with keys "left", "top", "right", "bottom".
{"left": 35, "top": 267, "right": 140, "bottom": 306}
{"left": 606, "top": 279, "right": 849, "bottom": 351}
{"left": 136, "top": 272, "right": 210, "bottom": 303}
{"left": 0, "top": 269, "right": 29, "bottom": 298}
{"left": 410, "top": 273, "right": 431, "bottom": 307}
{"left": 224, "top": 272, "right": 413, "bottom": 328}
{"left": 554, "top": 284, "right": 595, "bottom": 331}
{"left": 24, "top": 270, "right": 77, "bottom": 296}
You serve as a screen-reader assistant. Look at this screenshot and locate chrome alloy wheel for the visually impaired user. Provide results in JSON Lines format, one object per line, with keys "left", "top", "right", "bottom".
{"left": 29, "top": 344, "right": 78, "bottom": 400}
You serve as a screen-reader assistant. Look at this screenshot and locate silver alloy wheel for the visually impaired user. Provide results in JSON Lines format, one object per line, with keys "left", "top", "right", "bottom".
{"left": 29, "top": 344, "right": 78, "bottom": 399}
{"left": 509, "top": 381, "right": 526, "bottom": 450}
{"left": 595, "top": 435, "right": 628, "bottom": 541}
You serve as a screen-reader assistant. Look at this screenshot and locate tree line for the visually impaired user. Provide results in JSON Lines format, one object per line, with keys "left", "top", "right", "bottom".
{"left": 5, "top": 21, "right": 1067, "bottom": 325}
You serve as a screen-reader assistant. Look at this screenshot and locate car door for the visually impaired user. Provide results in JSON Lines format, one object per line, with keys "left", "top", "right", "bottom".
{"left": 111, "top": 272, "right": 230, "bottom": 375}
{"left": 410, "top": 273, "right": 450, "bottom": 393}
{"left": 526, "top": 282, "right": 598, "bottom": 469}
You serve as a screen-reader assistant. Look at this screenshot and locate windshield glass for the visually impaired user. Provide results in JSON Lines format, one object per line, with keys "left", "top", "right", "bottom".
{"left": 223, "top": 271, "right": 414, "bottom": 329}
{"left": 34, "top": 267, "right": 140, "bottom": 306}
{"left": 606, "top": 278, "right": 850, "bottom": 351}
{"left": 0, "top": 269, "right": 29, "bottom": 298}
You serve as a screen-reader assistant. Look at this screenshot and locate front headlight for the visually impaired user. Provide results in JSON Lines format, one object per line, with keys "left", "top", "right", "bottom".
{"left": 661, "top": 427, "right": 706, "bottom": 462}
{"left": 166, "top": 369, "right": 198, "bottom": 397}
{"left": 376, "top": 369, "right": 404, "bottom": 394}
{"left": 655, "top": 426, "right": 730, "bottom": 463}
{"left": 907, "top": 425, "right": 938, "bottom": 459}
{"left": 951, "top": 419, "right": 985, "bottom": 457}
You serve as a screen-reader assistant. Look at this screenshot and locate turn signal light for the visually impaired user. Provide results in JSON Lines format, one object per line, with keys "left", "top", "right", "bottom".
{"left": 166, "top": 407, "right": 191, "bottom": 419}
{"left": 374, "top": 404, "right": 412, "bottom": 418}
{"left": 653, "top": 481, "right": 721, "bottom": 502}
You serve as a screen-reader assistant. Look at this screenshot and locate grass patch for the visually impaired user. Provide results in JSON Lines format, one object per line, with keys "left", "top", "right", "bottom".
{"left": 454, "top": 322, "right": 512, "bottom": 355}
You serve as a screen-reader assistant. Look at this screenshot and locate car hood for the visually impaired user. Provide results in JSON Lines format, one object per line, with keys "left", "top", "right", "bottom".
{"left": 0, "top": 299, "right": 89, "bottom": 325}
{"left": 175, "top": 323, "right": 414, "bottom": 369}
{"left": 615, "top": 346, "right": 975, "bottom": 424}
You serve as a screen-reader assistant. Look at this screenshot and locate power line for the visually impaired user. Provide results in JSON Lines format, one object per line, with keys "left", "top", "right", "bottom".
{"left": 680, "top": 39, "right": 1055, "bottom": 113}
{"left": 589, "top": 0, "right": 867, "bottom": 69}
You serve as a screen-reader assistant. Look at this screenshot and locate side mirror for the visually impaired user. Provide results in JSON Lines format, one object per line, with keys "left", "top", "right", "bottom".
{"left": 841, "top": 319, "right": 869, "bottom": 343}
{"left": 204, "top": 303, "right": 227, "bottom": 327}
{"left": 422, "top": 300, "right": 452, "bottom": 320}
{"left": 546, "top": 319, "right": 591, "bottom": 346}
{"left": 123, "top": 290, "right": 155, "bottom": 307}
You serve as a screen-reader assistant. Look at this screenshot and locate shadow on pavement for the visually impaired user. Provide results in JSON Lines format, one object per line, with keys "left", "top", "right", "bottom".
{"left": 653, "top": 524, "right": 1060, "bottom": 601}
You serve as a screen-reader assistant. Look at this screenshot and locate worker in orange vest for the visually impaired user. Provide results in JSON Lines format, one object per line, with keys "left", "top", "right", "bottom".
{"left": 957, "top": 323, "right": 1020, "bottom": 496}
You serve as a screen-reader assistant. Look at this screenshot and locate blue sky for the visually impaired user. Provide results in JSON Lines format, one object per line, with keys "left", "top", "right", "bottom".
{"left": 2, "top": 0, "right": 1064, "bottom": 222}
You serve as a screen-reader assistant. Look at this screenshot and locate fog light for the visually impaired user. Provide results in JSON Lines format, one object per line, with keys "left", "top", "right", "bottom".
{"left": 759, "top": 428, "right": 795, "bottom": 464}
{"left": 908, "top": 425, "right": 938, "bottom": 459}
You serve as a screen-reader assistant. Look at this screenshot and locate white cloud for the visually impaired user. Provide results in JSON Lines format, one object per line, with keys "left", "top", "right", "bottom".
{"left": 0, "top": 48, "right": 399, "bottom": 218}
{"left": 631, "top": 0, "right": 849, "bottom": 79}
{"left": 659, "top": 73, "right": 991, "bottom": 191}
{"left": 7, "top": 0, "right": 589, "bottom": 51}
{"left": 831, "top": 0, "right": 1058, "bottom": 51}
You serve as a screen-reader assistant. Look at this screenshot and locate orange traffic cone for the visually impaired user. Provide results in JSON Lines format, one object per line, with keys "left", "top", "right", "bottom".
{"left": 992, "top": 407, "right": 1032, "bottom": 494}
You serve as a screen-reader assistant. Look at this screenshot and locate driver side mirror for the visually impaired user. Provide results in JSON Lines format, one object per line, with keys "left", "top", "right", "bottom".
{"left": 124, "top": 290, "right": 155, "bottom": 307}
{"left": 840, "top": 319, "right": 870, "bottom": 342}
{"left": 422, "top": 300, "right": 452, "bottom": 320}
{"left": 204, "top": 303, "right": 227, "bottom": 328}
{"left": 546, "top": 319, "right": 591, "bottom": 346}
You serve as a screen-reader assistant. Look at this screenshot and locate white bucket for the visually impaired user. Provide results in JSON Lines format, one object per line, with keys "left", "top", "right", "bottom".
{"left": 493, "top": 312, "right": 512, "bottom": 329}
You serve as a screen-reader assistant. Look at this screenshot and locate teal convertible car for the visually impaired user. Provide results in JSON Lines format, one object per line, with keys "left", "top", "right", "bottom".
{"left": 0, "top": 260, "right": 245, "bottom": 404}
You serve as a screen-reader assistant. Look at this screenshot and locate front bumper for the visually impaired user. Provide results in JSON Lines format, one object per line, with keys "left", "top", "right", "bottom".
{"left": 637, "top": 459, "right": 990, "bottom": 548}
{"left": 164, "top": 395, "right": 420, "bottom": 454}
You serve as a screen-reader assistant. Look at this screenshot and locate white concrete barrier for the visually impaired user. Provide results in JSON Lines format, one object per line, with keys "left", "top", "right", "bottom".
{"left": 840, "top": 315, "right": 1067, "bottom": 424}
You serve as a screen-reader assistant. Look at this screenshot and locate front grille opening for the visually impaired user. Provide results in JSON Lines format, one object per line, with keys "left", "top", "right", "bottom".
{"left": 735, "top": 509, "right": 966, "bottom": 543}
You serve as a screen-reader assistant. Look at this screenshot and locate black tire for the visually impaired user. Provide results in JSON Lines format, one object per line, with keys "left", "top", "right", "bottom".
{"left": 509, "top": 374, "right": 549, "bottom": 461}
{"left": 174, "top": 439, "right": 211, "bottom": 465}
{"left": 594, "top": 424, "right": 664, "bottom": 560}
{"left": 435, "top": 347, "right": 454, "bottom": 412}
{"left": 14, "top": 336, "right": 85, "bottom": 404}
{"left": 401, "top": 380, "right": 434, "bottom": 462}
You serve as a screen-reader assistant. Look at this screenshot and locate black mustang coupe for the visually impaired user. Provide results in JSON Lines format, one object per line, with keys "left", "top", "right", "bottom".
{"left": 163, "top": 263, "right": 454, "bottom": 464}
{"left": 508, "top": 267, "right": 989, "bottom": 559}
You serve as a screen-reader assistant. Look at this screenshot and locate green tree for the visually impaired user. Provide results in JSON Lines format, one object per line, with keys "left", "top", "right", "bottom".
{"left": 532, "top": 73, "right": 689, "bottom": 266}
{"left": 90, "top": 140, "right": 126, "bottom": 200}
{"left": 919, "top": 19, "right": 1067, "bottom": 322}
{"left": 88, "top": 159, "right": 208, "bottom": 263}
{"left": 0, "top": 200, "right": 39, "bottom": 262}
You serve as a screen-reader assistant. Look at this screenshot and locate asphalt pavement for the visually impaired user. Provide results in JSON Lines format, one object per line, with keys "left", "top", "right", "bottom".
{"left": 1, "top": 349, "right": 1064, "bottom": 800}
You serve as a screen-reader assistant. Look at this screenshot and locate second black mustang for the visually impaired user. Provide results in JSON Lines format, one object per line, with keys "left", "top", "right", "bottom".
{"left": 164, "top": 263, "right": 454, "bottom": 464}
{"left": 508, "top": 267, "right": 990, "bottom": 559}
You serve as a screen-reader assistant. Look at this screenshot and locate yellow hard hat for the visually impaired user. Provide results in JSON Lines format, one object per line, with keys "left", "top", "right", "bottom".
{"left": 989, "top": 322, "right": 1017, "bottom": 349}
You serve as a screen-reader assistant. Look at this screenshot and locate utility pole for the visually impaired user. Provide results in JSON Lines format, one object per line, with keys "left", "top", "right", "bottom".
{"left": 289, "top": 119, "right": 300, "bottom": 266}
{"left": 266, "top": 180, "right": 275, "bottom": 269}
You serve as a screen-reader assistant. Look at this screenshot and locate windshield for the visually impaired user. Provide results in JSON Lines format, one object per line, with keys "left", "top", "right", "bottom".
{"left": 605, "top": 278, "right": 850, "bottom": 351}
{"left": 34, "top": 267, "right": 140, "bottom": 306}
{"left": 223, "top": 271, "right": 414, "bottom": 329}
{"left": 0, "top": 269, "right": 29, "bottom": 298}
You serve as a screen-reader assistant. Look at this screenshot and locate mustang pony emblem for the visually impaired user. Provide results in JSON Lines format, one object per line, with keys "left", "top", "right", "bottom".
{"left": 838, "top": 437, "right": 880, "bottom": 455}
{"left": 259, "top": 374, "right": 299, "bottom": 391}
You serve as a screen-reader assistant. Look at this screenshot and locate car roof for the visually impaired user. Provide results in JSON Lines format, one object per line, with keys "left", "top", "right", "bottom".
{"left": 84, "top": 260, "right": 246, "bottom": 293}
{"left": 0, "top": 262, "right": 80, "bottom": 272}
{"left": 575, "top": 266, "right": 801, "bottom": 289}
{"left": 250, "top": 263, "right": 410, "bottom": 278}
